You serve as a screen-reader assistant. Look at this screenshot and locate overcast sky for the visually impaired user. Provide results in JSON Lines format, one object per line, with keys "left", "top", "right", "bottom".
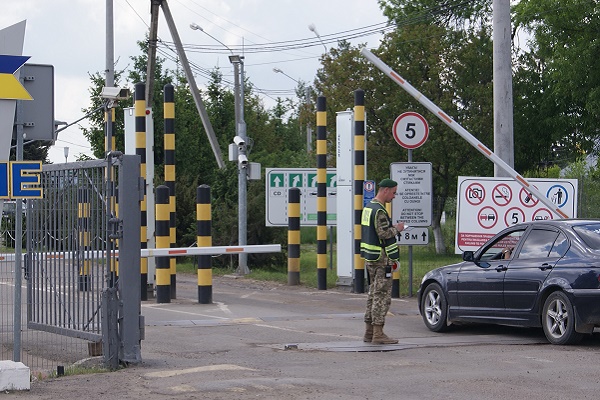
{"left": 1, "top": 0, "right": 387, "bottom": 163}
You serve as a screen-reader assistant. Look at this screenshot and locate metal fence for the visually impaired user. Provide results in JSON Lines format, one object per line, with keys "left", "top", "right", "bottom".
{"left": 0, "top": 158, "right": 134, "bottom": 375}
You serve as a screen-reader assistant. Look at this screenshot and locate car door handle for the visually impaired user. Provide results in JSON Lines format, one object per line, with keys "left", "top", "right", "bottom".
{"left": 495, "top": 265, "right": 507, "bottom": 272}
{"left": 539, "top": 263, "right": 553, "bottom": 271}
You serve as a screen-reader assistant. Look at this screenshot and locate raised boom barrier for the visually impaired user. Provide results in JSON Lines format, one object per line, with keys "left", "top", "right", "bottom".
{"left": 359, "top": 48, "right": 568, "bottom": 219}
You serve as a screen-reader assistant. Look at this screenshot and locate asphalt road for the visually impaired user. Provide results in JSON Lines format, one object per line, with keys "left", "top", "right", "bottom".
{"left": 10, "top": 273, "right": 600, "bottom": 399}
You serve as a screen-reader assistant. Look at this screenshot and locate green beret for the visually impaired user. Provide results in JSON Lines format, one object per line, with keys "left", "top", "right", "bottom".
{"left": 379, "top": 178, "right": 398, "bottom": 188}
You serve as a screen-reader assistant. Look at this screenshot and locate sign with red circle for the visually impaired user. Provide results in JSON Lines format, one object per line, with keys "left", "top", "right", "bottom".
{"left": 465, "top": 183, "right": 485, "bottom": 206}
{"left": 504, "top": 207, "right": 525, "bottom": 227}
{"left": 392, "top": 112, "right": 429, "bottom": 149}
{"left": 519, "top": 186, "right": 539, "bottom": 207}
{"left": 492, "top": 184, "right": 512, "bottom": 206}
{"left": 532, "top": 208, "right": 553, "bottom": 222}
{"left": 477, "top": 206, "right": 498, "bottom": 229}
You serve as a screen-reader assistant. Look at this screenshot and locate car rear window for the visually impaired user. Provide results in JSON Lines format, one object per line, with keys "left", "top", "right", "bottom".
{"left": 573, "top": 224, "right": 600, "bottom": 250}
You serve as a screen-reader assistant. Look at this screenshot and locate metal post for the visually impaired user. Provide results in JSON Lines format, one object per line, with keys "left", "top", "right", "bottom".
{"left": 493, "top": 0, "right": 514, "bottom": 176}
{"left": 231, "top": 56, "right": 249, "bottom": 275}
{"left": 407, "top": 149, "right": 414, "bottom": 297}
{"left": 160, "top": 0, "right": 225, "bottom": 168}
{"left": 105, "top": 0, "right": 114, "bottom": 156}
{"left": 118, "top": 154, "right": 142, "bottom": 364}
{"left": 13, "top": 101, "right": 23, "bottom": 362}
{"left": 306, "top": 87, "right": 312, "bottom": 152}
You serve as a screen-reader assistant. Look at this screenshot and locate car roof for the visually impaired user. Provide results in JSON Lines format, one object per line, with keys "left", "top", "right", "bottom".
{"left": 511, "top": 219, "right": 600, "bottom": 230}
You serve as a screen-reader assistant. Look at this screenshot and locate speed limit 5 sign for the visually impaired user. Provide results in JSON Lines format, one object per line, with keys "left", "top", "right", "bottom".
{"left": 392, "top": 112, "right": 429, "bottom": 149}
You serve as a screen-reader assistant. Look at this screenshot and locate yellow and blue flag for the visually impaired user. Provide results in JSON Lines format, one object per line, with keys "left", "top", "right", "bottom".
{"left": 0, "top": 54, "right": 32, "bottom": 100}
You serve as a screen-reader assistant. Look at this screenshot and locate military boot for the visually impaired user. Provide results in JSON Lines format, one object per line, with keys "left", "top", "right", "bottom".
{"left": 371, "top": 324, "right": 398, "bottom": 344}
{"left": 363, "top": 322, "right": 374, "bottom": 342}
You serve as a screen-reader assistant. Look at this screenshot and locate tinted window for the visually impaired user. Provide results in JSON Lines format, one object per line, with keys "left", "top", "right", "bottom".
{"left": 548, "top": 232, "right": 568, "bottom": 257}
{"left": 517, "top": 229, "right": 559, "bottom": 259}
{"left": 573, "top": 224, "right": 600, "bottom": 250}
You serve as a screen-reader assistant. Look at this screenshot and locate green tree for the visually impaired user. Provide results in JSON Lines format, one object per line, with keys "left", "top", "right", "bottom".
{"left": 315, "top": 2, "right": 494, "bottom": 253}
{"left": 514, "top": 0, "right": 600, "bottom": 166}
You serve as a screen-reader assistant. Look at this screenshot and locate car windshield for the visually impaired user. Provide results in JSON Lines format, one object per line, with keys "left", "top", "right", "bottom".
{"left": 573, "top": 224, "right": 600, "bottom": 250}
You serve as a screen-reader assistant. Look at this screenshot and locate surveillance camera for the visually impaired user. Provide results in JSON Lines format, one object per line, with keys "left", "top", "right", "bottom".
{"left": 233, "top": 136, "right": 246, "bottom": 146}
{"left": 101, "top": 86, "right": 130, "bottom": 100}
{"left": 238, "top": 154, "right": 248, "bottom": 166}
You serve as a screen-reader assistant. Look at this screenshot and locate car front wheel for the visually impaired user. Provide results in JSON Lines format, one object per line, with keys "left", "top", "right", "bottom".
{"left": 421, "top": 282, "right": 449, "bottom": 332}
{"left": 542, "top": 291, "right": 583, "bottom": 345}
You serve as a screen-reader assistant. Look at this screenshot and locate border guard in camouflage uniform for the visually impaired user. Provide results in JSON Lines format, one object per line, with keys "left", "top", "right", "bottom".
{"left": 360, "top": 178, "right": 404, "bottom": 344}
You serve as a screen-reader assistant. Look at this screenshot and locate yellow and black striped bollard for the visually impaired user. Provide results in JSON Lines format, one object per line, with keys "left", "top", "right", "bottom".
{"left": 155, "top": 185, "right": 171, "bottom": 303}
{"left": 164, "top": 83, "right": 177, "bottom": 299}
{"left": 134, "top": 82, "right": 148, "bottom": 301}
{"left": 287, "top": 187, "right": 301, "bottom": 285}
{"left": 316, "top": 95, "right": 327, "bottom": 290}
{"left": 197, "top": 185, "right": 212, "bottom": 304}
{"left": 77, "top": 188, "right": 91, "bottom": 291}
{"left": 354, "top": 89, "right": 366, "bottom": 293}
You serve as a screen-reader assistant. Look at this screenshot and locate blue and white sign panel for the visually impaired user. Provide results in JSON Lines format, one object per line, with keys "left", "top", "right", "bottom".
{"left": 455, "top": 177, "right": 578, "bottom": 253}
{"left": 363, "top": 180, "right": 375, "bottom": 208}
{"left": 266, "top": 168, "right": 337, "bottom": 226}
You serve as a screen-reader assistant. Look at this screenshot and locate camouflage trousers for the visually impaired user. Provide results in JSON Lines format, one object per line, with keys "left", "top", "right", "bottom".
{"left": 364, "top": 259, "right": 393, "bottom": 326}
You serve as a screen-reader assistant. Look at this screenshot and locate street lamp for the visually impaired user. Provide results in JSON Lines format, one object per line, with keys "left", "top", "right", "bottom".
{"left": 273, "top": 67, "right": 313, "bottom": 152}
{"left": 63, "top": 146, "right": 69, "bottom": 163}
{"left": 190, "top": 23, "right": 249, "bottom": 275}
{"left": 308, "top": 23, "right": 327, "bottom": 53}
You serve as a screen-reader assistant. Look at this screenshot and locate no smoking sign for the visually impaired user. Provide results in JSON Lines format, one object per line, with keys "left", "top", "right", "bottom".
{"left": 392, "top": 112, "right": 429, "bottom": 149}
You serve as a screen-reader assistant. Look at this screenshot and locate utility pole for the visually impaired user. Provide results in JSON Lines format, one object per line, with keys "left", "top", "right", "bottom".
{"left": 146, "top": 0, "right": 225, "bottom": 168}
{"left": 493, "top": 0, "right": 514, "bottom": 176}
{"left": 231, "top": 55, "right": 249, "bottom": 275}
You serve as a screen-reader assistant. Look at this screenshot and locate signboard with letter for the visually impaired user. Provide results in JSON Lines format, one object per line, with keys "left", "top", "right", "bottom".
{"left": 266, "top": 168, "right": 337, "bottom": 226}
{"left": 390, "top": 162, "right": 432, "bottom": 245}
{"left": 455, "top": 176, "right": 578, "bottom": 253}
{"left": 390, "top": 162, "right": 432, "bottom": 227}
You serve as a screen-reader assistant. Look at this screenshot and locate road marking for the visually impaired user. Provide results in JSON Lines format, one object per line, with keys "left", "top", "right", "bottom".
{"left": 215, "top": 301, "right": 232, "bottom": 315}
{"left": 141, "top": 304, "right": 229, "bottom": 320}
{"left": 144, "top": 364, "right": 255, "bottom": 378}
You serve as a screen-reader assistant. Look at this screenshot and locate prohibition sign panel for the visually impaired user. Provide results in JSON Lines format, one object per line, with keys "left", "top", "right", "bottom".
{"left": 455, "top": 177, "right": 578, "bottom": 254}
{"left": 465, "top": 182, "right": 485, "bottom": 206}
{"left": 392, "top": 112, "right": 429, "bottom": 149}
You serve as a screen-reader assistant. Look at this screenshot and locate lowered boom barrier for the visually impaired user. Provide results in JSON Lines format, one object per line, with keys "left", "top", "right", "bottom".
{"left": 1, "top": 244, "right": 281, "bottom": 262}
{"left": 360, "top": 48, "right": 568, "bottom": 219}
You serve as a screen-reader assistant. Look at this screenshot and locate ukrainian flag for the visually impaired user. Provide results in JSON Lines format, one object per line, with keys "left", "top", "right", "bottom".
{"left": 0, "top": 54, "right": 32, "bottom": 100}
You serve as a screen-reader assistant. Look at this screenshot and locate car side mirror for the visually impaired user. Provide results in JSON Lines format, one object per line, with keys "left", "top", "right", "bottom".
{"left": 463, "top": 251, "right": 475, "bottom": 262}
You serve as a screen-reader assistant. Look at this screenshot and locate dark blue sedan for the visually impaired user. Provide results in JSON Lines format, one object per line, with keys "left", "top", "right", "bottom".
{"left": 417, "top": 219, "right": 600, "bottom": 344}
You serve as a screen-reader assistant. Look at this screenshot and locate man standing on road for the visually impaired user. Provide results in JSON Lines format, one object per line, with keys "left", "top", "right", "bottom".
{"left": 360, "top": 178, "right": 404, "bottom": 344}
